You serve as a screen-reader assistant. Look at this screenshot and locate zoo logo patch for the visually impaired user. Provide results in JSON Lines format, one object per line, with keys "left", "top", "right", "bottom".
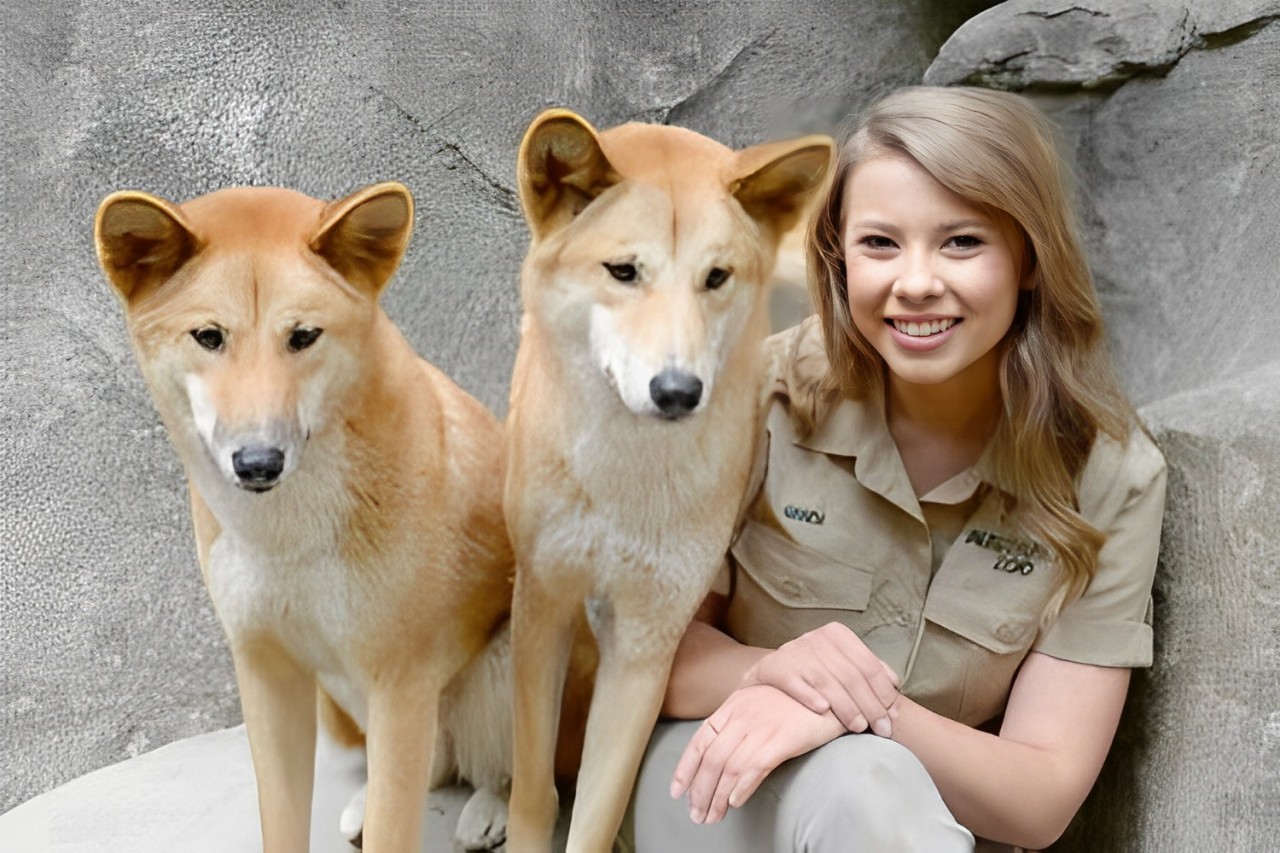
{"left": 964, "top": 528, "right": 1040, "bottom": 575}
{"left": 783, "top": 504, "right": 824, "bottom": 525}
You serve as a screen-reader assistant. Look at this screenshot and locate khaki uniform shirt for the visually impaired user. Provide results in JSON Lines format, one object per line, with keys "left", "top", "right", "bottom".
{"left": 724, "top": 321, "right": 1167, "bottom": 728}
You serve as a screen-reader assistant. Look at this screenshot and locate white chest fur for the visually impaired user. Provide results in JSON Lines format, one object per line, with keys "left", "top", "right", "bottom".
{"left": 195, "top": 449, "right": 372, "bottom": 728}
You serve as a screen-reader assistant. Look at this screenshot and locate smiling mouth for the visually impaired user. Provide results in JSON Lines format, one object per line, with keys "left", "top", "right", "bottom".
{"left": 889, "top": 318, "right": 960, "bottom": 337}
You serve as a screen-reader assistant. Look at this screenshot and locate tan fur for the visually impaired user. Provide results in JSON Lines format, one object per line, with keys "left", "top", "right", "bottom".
{"left": 503, "top": 111, "right": 833, "bottom": 852}
{"left": 95, "top": 183, "right": 513, "bottom": 853}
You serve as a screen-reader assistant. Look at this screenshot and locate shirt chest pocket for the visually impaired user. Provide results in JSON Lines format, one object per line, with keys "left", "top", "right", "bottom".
{"left": 732, "top": 519, "right": 875, "bottom": 609}
{"left": 923, "top": 533, "right": 1063, "bottom": 655}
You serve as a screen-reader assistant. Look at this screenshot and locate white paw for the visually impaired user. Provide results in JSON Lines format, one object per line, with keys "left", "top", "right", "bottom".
{"left": 455, "top": 786, "right": 508, "bottom": 851}
{"left": 339, "top": 783, "right": 366, "bottom": 848}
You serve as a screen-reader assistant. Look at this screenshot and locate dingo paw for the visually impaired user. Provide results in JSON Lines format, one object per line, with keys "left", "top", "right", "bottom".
{"left": 455, "top": 786, "right": 508, "bottom": 851}
{"left": 339, "top": 783, "right": 366, "bottom": 849}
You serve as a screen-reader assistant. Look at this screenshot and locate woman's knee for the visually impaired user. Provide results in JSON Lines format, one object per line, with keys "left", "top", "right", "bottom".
{"left": 776, "top": 735, "right": 974, "bottom": 852}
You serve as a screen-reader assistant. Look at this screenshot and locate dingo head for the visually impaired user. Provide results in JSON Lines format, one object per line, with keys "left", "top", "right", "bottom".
{"left": 95, "top": 183, "right": 413, "bottom": 493}
{"left": 517, "top": 110, "right": 832, "bottom": 420}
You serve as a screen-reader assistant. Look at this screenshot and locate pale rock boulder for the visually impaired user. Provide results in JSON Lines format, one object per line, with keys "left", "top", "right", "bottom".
{"left": 928, "top": 3, "right": 1280, "bottom": 850}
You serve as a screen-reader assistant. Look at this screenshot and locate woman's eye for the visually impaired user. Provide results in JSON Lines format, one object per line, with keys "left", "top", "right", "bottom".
{"left": 705, "top": 267, "right": 731, "bottom": 290}
{"left": 860, "top": 236, "right": 896, "bottom": 251}
{"left": 603, "top": 262, "right": 637, "bottom": 283}
{"left": 287, "top": 327, "right": 324, "bottom": 353}
{"left": 947, "top": 235, "right": 983, "bottom": 250}
{"left": 190, "top": 326, "right": 225, "bottom": 352}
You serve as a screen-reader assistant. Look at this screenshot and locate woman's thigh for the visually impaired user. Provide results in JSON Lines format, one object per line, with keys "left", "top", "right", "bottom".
{"left": 624, "top": 719, "right": 975, "bottom": 853}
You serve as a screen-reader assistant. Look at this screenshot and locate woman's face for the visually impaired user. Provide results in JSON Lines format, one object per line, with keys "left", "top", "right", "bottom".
{"left": 841, "top": 154, "right": 1028, "bottom": 395}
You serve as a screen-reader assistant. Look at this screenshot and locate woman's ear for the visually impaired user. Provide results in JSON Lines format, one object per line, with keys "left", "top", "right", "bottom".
{"left": 1020, "top": 238, "right": 1038, "bottom": 290}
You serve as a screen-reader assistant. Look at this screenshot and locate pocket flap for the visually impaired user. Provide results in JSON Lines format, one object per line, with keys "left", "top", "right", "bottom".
{"left": 731, "top": 520, "right": 874, "bottom": 611}
{"left": 924, "top": 533, "right": 1060, "bottom": 654}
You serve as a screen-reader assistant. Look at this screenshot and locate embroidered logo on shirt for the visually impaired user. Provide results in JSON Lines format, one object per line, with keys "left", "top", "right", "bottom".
{"left": 783, "top": 504, "right": 825, "bottom": 525}
{"left": 964, "top": 529, "right": 1040, "bottom": 575}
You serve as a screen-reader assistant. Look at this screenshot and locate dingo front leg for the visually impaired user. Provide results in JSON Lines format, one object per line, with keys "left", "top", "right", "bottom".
{"left": 362, "top": 676, "right": 443, "bottom": 853}
{"left": 233, "top": 638, "right": 317, "bottom": 853}
{"left": 566, "top": 616, "right": 683, "bottom": 853}
{"left": 508, "top": 567, "right": 582, "bottom": 853}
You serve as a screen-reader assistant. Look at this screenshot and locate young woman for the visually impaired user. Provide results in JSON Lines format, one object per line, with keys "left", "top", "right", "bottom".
{"left": 626, "top": 87, "right": 1167, "bottom": 852}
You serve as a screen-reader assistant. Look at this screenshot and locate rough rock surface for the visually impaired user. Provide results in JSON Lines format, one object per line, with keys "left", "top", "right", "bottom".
{"left": 929, "top": 3, "right": 1280, "bottom": 850}
{"left": 925, "top": 0, "right": 1280, "bottom": 92}
{"left": 0, "top": 0, "right": 994, "bottom": 812}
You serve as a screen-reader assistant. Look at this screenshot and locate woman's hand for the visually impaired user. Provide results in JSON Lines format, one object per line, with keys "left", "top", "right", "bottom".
{"left": 669, "top": 684, "right": 846, "bottom": 825}
{"left": 740, "top": 621, "right": 900, "bottom": 736}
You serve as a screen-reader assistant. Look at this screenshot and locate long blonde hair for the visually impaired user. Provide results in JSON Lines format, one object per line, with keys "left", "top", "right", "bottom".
{"left": 803, "top": 86, "right": 1137, "bottom": 615}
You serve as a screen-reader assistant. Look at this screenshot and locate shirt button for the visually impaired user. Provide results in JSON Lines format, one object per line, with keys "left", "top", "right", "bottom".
{"left": 996, "top": 623, "right": 1020, "bottom": 645}
{"left": 781, "top": 579, "right": 803, "bottom": 598}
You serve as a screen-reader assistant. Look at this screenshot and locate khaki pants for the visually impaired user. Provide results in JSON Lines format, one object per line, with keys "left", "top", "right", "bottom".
{"left": 620, "top": 720, "right": 982, "bottom": 853}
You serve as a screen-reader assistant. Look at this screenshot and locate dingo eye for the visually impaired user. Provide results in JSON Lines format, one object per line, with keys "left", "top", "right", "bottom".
{"left": 191, "top": 327, "right": 225, "bottom": 352}
{"left": 705, "top": 268, "right": 731, "bottom": 290}
{"left": 603, "top": 262, "right": 637, "bottom": 283}
{"left": 288, "top": 327, "right": 323, "bottom": 353}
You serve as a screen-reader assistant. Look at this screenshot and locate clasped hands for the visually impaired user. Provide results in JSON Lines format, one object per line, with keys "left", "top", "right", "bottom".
{"left": 669, "top": 622, "right": 901, "bottom": 825}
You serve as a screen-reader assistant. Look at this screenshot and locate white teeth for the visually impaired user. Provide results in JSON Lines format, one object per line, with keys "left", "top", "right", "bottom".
{"left": 893, "top": 318, "right": 956, "bottom": 337}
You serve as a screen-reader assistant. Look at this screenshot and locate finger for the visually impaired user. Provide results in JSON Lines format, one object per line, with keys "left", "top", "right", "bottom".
{"left": 685, "top": 719, "right": 748, "bottom": 823}
{"left": 838, "top": 672, "right": 894, "bottom": 737}
{"left": 725, "top": 737, "right": 786, "bottom": 811}
{"left": 801, "top": 632, "right": 883, "bottom": 730}
{"left": 704, "top": 730, "right": 770, "bottom": 824}
{"left": 754, "top": 659, "right": 831, "bottom": 714}
{"left": 728, "top": 765, "right": 766, "bottom": 810}
{"left": 820, "top": 633, "right": 898, "bottom": 723}
{"left": 702, "top": 750, "right": 743, "bottom": 825}
{"left": 670, "top": 717, "right": 720, "bottom": 799}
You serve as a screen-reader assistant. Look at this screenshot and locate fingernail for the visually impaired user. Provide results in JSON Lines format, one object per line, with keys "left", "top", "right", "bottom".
{"left": 852, "top": 715, "right": 867, "bottom": 732}
{"left": 670, "top": 781, "right": 681, "bottom": 799}
{"left": 690, "top": 807, "right": 705, "bottom": 824}
{"left": 873, "top": 716, "right": 892, "bottom": 738}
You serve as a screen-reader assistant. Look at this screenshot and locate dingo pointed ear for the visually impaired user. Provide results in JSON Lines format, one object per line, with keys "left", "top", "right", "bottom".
{"left": 311, "top": 182, "right": 414, "bottom": 296}
{"left": 731, "top": 136, "right": 835, "bottom": 238}
{"left": 518, "top": 109, "right": 620, "bottom": 239}
{"left": 95, "top": 191, "right": 199, "bottom": 303}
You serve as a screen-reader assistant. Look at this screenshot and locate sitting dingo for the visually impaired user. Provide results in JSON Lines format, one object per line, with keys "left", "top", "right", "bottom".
{"left": 503, "top": 110, "right": 833, "bottom": 852}
{"left": 94, "top": 183, "right": 514, "bottom": 853}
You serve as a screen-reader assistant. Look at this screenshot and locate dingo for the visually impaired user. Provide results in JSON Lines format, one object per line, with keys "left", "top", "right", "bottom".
{"left": 503, "top": 111, "right": 833, "bottom": 852}
{"left": 94, "top": 183, "right": 513, "bottom": 853}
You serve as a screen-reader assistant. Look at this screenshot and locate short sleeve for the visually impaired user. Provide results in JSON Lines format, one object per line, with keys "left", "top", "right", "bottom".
{"left": 1032, "top": 431, "right": 1168, "bottom": 668}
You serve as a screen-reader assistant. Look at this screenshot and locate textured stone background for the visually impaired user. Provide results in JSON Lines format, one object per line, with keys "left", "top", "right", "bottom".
{"left": 3, "top": 1, "right": 1278, "bottom": 850}
{"left": 927, "top": 2, "right": 1280, "bottom": 849}
{"left": 0, "top": 0, "right": 992, "bottom": 814}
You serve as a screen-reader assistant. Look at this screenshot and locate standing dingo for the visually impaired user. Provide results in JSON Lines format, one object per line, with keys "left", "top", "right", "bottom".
{"left": 504, "top": 111, "right": 833, "bottom": 852}
{"left": 95, "top": 183, "right": 513, "bottom": 853}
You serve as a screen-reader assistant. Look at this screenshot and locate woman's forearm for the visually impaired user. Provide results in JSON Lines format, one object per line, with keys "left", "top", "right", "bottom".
{"left": 888, "top": 656, "right": 1129, "bottom": 850}
{"left": 888, "top": 696, "right": 1074, "bottom": 848}
{"left": 662, "top": 620, "right": 769, "bottom": 719}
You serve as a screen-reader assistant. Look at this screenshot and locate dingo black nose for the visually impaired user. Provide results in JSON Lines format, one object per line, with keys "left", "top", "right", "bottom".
{"left": 232, "top": 446, "right": 285, "bottom": 491}
{"left": 650, "top": 369, "right": 703, "bottom": 419}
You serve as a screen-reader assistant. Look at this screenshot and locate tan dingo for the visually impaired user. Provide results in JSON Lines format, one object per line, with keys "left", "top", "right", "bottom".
{"left": 503, "top": 111, "right": 833, "bottom": 852}
{"left": 94, "top": 183, "right": 514, "bottom": 853}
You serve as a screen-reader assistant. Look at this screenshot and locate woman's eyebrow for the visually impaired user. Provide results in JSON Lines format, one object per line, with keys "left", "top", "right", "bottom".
{"left": 849, "top": 219, "right": 898, "bottom": 231}
{"left": 938, "top": 218, "right": 990, "bottom": 232}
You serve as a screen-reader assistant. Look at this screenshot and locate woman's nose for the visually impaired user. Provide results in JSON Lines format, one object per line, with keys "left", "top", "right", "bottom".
{"left": 891, "top": 251, "right": 944, "bottom": 301}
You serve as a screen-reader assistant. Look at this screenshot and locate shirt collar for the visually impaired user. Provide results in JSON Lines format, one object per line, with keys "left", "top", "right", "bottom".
{"left": 791, "top": 390, "right": 1011, "bottom": 516}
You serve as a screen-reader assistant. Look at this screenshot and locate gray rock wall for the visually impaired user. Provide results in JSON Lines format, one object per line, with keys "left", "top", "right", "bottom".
{"left": 5, "top": 2, "right": 1277, "bottom": 849}
{"left": 0, "top": 0, "right": 993, "bottom": 813}
{"left": 928, "top": 2, "right": 1280, "bottom": 850}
